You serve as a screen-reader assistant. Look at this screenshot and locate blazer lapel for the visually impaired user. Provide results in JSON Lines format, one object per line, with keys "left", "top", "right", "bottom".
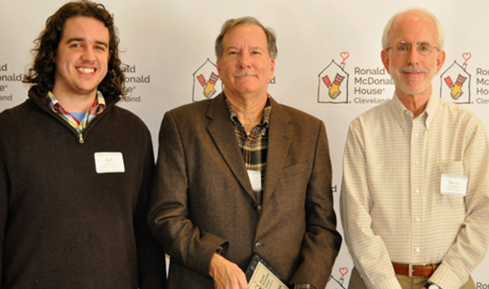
{"left": 206, "top": 93, "right": 256, "bottom": 201}
{"left": 262, "top": 97, "right": 291, "bottom": 205}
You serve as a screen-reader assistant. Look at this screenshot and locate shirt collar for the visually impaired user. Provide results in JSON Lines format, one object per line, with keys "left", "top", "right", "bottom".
{"left": 45, "top": 90, "right": 106, "bottom": 114}
{"left": 390, "top": 94, "right": 439, "bottom": 130}
{"left": 226, "top": 96, "right": 272, "bottom": 128}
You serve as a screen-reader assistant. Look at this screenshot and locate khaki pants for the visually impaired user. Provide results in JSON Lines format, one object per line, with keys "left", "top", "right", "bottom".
{"left": 348, "top": 267, "right": 475, "bottom": 289}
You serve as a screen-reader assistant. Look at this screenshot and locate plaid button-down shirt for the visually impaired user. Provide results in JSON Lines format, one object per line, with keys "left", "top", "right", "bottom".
{"left": 226, "top": 97, "right": 316, "bottom": 289}
{"left": 226, "top": 97, "right": 271, "bottom": 213}
{"left": 45, "top": 91, "right": 106, "bottom": 134}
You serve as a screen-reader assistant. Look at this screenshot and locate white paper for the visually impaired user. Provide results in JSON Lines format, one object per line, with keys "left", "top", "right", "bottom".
{"left": 440, "top": 174, "right": 468, "bottom": 196}
{"left": 248, "top": 262, "right": 287, "bottom": 289}
{"left": 247, "top": 170, "right": 262, "bottom": 191}
{"left": 94, "top": 152, "right": 125, "bottom": 174}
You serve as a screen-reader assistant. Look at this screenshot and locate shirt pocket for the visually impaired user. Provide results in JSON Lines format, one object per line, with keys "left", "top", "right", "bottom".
{"left": 436, "top": 161, "right": 465, "bottom": 207}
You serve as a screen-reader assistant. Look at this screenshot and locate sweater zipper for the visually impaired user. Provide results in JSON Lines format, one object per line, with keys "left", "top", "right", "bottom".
{"left": 78, "top": 133, "right": 85, "bottom": 144}
{"left": 29, "top": 92, "right": 118, "bottom": 144}
{"left": 74, "top": 100, "right": 117, "bottom": 144}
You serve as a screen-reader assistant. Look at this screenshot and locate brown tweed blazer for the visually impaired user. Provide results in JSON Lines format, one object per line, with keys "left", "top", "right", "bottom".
{"left": 148, "top": 93, "right": 341, "bottom": 289}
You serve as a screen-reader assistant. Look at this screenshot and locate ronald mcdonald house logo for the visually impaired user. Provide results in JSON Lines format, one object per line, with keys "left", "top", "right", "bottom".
{"left": 440, "top": 52, "right": 489, "bottom": 105}
{"left": 477, "top": 282, "right": 489, "bottom": 289}
{"left": 192, "top": 58, "right": 276, "bottom": 103}
{"left": 318, "top": 52, "right": 393, "bottom": 104}
{"left": 329, "top": 266, "right": 350, "bottom": 289}
{"left": 192, "top": 59, "right": 222, "bottom": 102}
{"left": 440, "top": 53, "right": 472, "bottom": 104}
{"left": 0, "top": 63, "right": 23, "bottom": 102}
{"left": 121, "top": 63, "right": 151, "bottom": 103}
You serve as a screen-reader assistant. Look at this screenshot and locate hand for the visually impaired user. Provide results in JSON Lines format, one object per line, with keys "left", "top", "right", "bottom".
{"left": 209, "top": 253, "right": 248, "bottom": 289}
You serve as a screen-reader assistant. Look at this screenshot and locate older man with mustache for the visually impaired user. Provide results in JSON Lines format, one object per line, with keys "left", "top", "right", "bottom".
{"left": 149, "top": 16, "right": 341, "bottom": 289}
{"left": 340, "top": 7, "right": 489, "bottom": 289}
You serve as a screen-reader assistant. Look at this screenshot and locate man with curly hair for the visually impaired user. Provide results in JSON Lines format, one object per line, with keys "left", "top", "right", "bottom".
{"left": 0, "top": 1, "right": 166, "bottom": 288}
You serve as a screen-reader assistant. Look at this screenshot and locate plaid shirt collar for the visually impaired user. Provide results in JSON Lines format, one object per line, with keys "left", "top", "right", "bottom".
{"left": 225, "top": 96, "right": 272, "bottom": 213}
{"left": 226, "top": 96, "right": 272, "bottom": 134}
{"left": 45, "top": 90, "right": 106, "bottom": 133}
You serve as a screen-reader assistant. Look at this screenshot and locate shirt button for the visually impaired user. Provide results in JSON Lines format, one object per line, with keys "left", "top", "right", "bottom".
{"left": 415, "top": 217, "right": 421, "bottom": 222}
{"left": 414, "top": 133, "right": 419, "bottom": 138}
{"left": 415, "top": 189, "right": 420, "bottom": 194}
{"left": 415, "top": 248, "right": 420, "bottom": 253}
{"left": 255, "top": 242, "right": 263, "bottom": 250}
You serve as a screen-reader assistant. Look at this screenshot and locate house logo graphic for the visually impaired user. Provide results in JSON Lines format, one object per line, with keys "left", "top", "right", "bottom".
{"left": 192, "top": 58, "right": 222, "bottom": 102}
{"left": 329, "top": 267, "right": 350, "bottom": 289}
{"left": 318, "top": 52, "right": 350, "bottom": 104}
{"left": 440, "top": 53, "right": 471, "bottom": 104}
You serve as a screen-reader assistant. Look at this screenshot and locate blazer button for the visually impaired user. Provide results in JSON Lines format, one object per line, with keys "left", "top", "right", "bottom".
{"left": 255, "top": 242, "right": 263, "bottom": 249}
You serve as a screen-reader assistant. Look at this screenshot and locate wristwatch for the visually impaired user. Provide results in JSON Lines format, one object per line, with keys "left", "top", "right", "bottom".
{"left": 424, "top": 282, "right": 440, "bottom": 289}
{"left": 215, "top": 246, "right": 225, "bottom": 256}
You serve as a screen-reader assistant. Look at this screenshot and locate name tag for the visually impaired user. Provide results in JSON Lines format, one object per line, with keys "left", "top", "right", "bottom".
{"left": 94, "top": 152, "right": 125, "bottom": 174}
{"left": 440, "top": 174, "right": 468, "bottom": 196}
{"left": 247, "top": 170, "right": 262, "bottom": 191}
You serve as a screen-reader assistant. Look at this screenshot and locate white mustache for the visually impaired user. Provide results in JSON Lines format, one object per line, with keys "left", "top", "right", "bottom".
{"left": 399, "top": 66, "right": 428, "bottom": 73}
{"left": 235, "top": 72, "right": 257, "bottom": 77}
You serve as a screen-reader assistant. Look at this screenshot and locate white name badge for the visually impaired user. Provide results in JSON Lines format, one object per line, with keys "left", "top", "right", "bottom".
{"left": 94, "top": 152, "right": 125, "bottom": 174}
{"left": 440, "top": 174, "right": 468, "bottom": 196}
{"left": 247, "top": 170, "right": 262, "bottom": 191}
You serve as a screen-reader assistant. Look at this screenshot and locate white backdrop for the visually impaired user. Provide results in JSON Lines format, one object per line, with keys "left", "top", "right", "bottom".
{"left": 1, "top": 1, "right": 489, "bottom": 288}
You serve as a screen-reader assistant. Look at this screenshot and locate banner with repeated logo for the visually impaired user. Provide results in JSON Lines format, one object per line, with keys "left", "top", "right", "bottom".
{"left": 1, "top": 0, "right": 489, "bottom": 288}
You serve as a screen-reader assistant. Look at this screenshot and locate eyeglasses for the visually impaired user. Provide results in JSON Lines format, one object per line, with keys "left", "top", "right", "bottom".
{"left": 386, "top": 41, "right": 440, "bottom": 56}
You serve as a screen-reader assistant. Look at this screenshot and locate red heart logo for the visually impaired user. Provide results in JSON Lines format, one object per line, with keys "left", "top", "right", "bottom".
{"left": 462, "top": 53, "right": 471, "bottom": 62}
{"left": 339, "top": 267, "right": 349, "bottom": 277}
{"left": 340, "top": 52, "right": 350, "bottom": 62}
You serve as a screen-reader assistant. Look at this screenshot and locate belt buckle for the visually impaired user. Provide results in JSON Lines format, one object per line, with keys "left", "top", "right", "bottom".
{"left": 409, "top": 263, "right": 413, "bottom": 277}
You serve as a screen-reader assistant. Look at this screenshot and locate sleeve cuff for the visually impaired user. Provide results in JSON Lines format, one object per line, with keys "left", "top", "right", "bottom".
{"left": 429, "top": 264, "right": 469, "bottom": 289}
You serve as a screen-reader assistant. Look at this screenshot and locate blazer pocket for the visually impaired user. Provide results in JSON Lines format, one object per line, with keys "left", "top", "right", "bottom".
{"left": 283, "top": 161, "right": 310, "bottom": 177}
{"left": 280, "top": 161, "right": 310, "bottom": 200}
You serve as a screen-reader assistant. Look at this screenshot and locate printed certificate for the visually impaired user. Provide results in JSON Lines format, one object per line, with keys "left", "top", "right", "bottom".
{"left": 246, "top": 255, "right": 287, "bottom": 289}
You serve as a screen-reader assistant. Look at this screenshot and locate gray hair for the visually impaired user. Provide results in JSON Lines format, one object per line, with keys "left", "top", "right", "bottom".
{"left": 215, "top": 16, "right": 277, "bottom": 59}
{"left": 381, "top": 7, "right": 445, "bottom": 50}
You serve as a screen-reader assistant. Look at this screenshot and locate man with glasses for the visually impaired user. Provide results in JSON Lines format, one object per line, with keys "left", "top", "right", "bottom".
{"left": 341, "top": 8, "right": 489, "bottom": 289}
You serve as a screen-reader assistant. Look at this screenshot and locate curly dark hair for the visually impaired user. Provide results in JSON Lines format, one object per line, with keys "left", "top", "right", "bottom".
{"left": 23, "top": 0, "right": 126, "bottom": 99}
